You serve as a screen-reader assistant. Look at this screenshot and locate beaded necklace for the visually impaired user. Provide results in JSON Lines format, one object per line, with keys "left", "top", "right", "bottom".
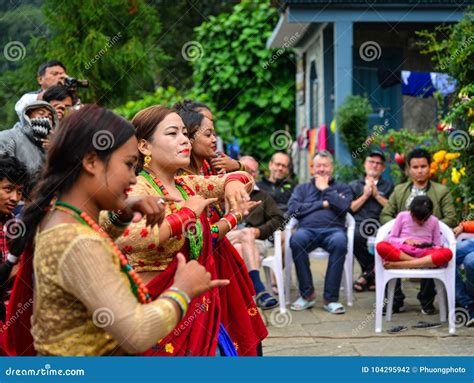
{"left": 201, "top": 160, "right": 224, "bottom": 220}
{"left": 140, "top": 170, "right": 203, "bottom": 260}
{"left": 54, "top": 200, "right": 151, "bottom": 304}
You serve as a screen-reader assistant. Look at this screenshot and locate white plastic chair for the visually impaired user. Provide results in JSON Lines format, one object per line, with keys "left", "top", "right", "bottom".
{"left": 284, "top": 214, "right": 355, "bottom": 307}
{"left": 457, "top": 232, "right": 474, "bottom": 242}
{"left": 261, "top": 230, "right": 287, "bottom": 314}
{"left": 374, "top": 219, "right": 457, "bottom": 334}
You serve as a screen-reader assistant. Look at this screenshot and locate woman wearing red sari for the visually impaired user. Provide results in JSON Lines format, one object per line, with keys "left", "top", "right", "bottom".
{"left": 117, "top": 105, "right": 259, "bottom": 356}
{"left": 4, "top": 105, "right": 228, "bottom": 356}
{"left": 175, "top": 100, "right": 269, "bottom": 356}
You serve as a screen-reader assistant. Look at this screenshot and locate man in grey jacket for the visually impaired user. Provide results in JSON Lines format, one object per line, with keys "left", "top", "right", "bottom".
{"left": 0, "top": 100, "right": 58, "bottom": 176}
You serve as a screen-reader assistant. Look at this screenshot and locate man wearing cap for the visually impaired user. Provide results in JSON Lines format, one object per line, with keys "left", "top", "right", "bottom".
{"left": 350, "top": 151, "right": 394, "bottom": 292}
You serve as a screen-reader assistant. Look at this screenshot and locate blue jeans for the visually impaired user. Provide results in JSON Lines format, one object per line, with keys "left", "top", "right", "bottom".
{"left": 456, "top": 239, "right": 474, "bottom": 308}
{"left": 290, "top": 227, "right": 347, "bottom": 302}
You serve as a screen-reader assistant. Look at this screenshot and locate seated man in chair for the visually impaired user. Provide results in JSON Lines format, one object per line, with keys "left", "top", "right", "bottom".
{"left": 226, "top": 156, "right": 285, "bottom": 310}
{"left": 288, "top": 150, "right": 352, "bottom": 314}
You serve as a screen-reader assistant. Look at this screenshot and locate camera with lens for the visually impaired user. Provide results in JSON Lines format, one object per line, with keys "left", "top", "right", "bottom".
{"left": 64, "top": 76, "right": 89, "bottom": 90}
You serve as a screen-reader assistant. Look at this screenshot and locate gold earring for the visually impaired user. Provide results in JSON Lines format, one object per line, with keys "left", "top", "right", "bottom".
{"left": 144, "top": 154, "right": 151, "bottom": 168}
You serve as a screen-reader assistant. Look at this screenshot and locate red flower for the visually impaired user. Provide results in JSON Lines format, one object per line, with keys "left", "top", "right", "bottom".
{"left": 207, "top": 184, "right": 214, "bottom": 191}
{"left": 380, "top": 142, "right": 386, "bottom": 150}
{"left": 123, "top": 245, "right": 133, "bottom": 253}
{"left": 195, "top": 185, "right": 200, "bottom": 192}
{"left": 138, "top": 259, "right": 145, "bottom": 267}
{"left": 140, "top": 228, "right": 149, "bottom": 237}
{"left": 123, "top": 229, "right": 130, "bottom": 237}
{"left": 389, "top": 136, "right": 395, "bottom": 144}
{"left": 148, "top": 243, "right": 157, "bottom": 250}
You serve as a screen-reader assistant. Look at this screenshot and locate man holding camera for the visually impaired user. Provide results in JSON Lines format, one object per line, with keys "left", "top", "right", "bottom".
{"left": 15, "top": 60, "right": 69, "bottom": 118}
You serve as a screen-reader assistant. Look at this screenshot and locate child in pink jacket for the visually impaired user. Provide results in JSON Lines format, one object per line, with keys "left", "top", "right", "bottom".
{"left": 376, "top": 195, "right": 452, "bottom": 269}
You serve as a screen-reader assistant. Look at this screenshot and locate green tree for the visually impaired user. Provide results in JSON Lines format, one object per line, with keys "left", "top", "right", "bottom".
{"left": 0, "top": 0, "right": 165, "bottom": 127}
{"left": 417, "top": 10, "right": 474, "bottom": 217}
{"left": 191, "top": 0, "right": 295, "bottom": 161}
{"left": 150, "top": 0, "right": 237, "bottom": 90}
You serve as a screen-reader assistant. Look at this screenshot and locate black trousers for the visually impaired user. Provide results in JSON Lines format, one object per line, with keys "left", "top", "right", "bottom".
{"left": 392, "top": 278, "right": 436, "bottom": 307}
{"left": 353, "top": 225, "right": 374, "bottom": 275}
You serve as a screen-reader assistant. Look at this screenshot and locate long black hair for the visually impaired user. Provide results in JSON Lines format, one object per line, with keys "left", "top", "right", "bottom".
{"left": 10, "top": 105, "right": 135, "bottom": 256}
{"left": 174, "top": 100, "right": 212, "bottom": 173}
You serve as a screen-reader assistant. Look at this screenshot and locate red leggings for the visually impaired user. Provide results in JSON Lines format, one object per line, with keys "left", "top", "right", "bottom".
{"left": 376, "top": 241, "right": 453, "bottom": 267}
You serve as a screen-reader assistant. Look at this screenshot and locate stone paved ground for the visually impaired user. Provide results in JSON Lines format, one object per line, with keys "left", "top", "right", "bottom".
{"left": 260, "top": 259, "right": 474, "bottom": 356}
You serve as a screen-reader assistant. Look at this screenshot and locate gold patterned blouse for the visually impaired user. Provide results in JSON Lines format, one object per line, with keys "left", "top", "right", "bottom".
{"left": 31, "top": 219, "right": 180, "bottom": 356}
{"left": 117, "top": 172, "right": 253, "bottom": 273}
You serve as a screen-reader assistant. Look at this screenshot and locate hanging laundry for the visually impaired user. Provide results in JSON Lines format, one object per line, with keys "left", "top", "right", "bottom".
{"left": 377, "top": 69, "right": 401, "bottom": 88}
{"left": 308, "top": 128, "right": 317, "bottom": 157}
{"left": 317, "top": 124, "right": 328, "bottom": 151}
{"left": 430, "top": 72, "right": 457, "bottom": 97}
{"left": 297, "top": 127, "right": 309, "bottom": 149}
{"left": 401, "top": 70, "right": 435, "bottom": 98}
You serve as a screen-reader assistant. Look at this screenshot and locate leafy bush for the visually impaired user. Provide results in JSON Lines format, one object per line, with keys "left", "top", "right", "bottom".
{"left": 191, "top": 0, "right": 295, "bottom": 161}
{"left": 336, "top": 95, "right": 372, "bottom": 166}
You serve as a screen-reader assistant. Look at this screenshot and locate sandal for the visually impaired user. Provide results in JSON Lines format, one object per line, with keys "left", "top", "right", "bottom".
{"left": 256, "top": 291, "right": 278, "bottom": 310}
{"left": 412, "top": 321, "right": 441, "bottom": 329}
{"left": 387, "top": 325, "right": 408, "bottom": 334}
{"left": 353, "top": 271, "right": 375, "bottom": 292}
{"left": 323, "top": 302, "right": 346, "bottom": 314}
{"left": 290, "top": 296, "right": 316, "bottom": 311}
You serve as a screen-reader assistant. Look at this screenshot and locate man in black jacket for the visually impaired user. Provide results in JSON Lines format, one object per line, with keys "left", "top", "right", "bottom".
{"left": 257, "top": 151, "right": 296, "bottom": 217}
{"left": 350, "top": 151, "right": 393, "bottom": 292}
{"left": 227, "top": 156, "right": 285, "bottom": 310}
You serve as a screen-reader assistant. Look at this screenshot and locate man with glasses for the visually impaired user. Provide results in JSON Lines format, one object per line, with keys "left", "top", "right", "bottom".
{"left": 257, "top": 151, "right": 296, "bottom": 217}
{"left": 350, "top": 151, "right": 393, "bottom": 292}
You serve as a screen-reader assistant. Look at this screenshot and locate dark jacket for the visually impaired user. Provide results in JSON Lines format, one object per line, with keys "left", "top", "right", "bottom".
{"left": 257, "top": 176, "right": 296, "bottom": 215}
{"left": 288, "top": 178, "right": 352, "bottom": 230}
{"left": 349, "top": 177, "right": 394, "bottom": 225}
{"left": 244, "top": 187, "right": 285, "bottom": 240}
